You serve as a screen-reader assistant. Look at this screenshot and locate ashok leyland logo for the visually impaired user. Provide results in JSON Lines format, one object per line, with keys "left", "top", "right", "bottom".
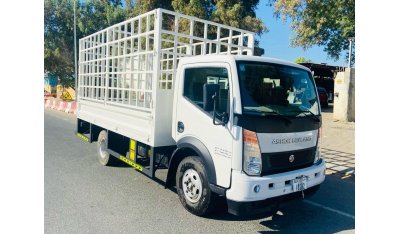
{"left": 289, "top": 155, "right": 295, "bottom": 163}
{"left": 271, "top": 136, "right": 312, "bottom": 145}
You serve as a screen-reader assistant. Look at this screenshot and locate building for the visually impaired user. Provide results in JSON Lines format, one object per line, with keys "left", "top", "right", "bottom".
{"left": 299, "top": 63, "right": 346, "bottom": 102}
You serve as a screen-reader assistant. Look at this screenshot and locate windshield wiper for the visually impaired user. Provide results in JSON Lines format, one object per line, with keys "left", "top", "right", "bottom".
{"left": 290, "top": 110, "right": 320, "bottom": 122}
{"left": 244, "top": 109, "right": 292, "bottom": 124}
{"left": 264, "top": 110, "right": 292, "bottom": 124}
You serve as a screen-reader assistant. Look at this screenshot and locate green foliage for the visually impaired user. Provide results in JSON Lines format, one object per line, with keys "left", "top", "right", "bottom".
{"left": 79, "top": 0, "right": 127, "bottom": 36}
{"left": 172, "top": 0, "right": 212, "bottom": 19}
{"left": 132, "top": 0, "right": 172, "bottom": 16}
{"left": 271, "top": 0, "right": 355, "bottom": 61}
{"left": 212, "top": 0, "right": 267, "bottom": 36}
{"left": 45, "top": 0, "right": 127, "bottom": 88}
{"left": 44, "top": 0, "right": 76, "bottom": 88}
{"left": 294, "top": 56, "right": 312, "bottom": 64}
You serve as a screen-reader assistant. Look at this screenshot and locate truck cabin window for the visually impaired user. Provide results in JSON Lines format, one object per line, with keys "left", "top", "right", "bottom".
{"left": 237, "top": 61, "right": 320, "bottom": 117}
{"left": 183, "top": 67, "right": 230, "bottom": 116}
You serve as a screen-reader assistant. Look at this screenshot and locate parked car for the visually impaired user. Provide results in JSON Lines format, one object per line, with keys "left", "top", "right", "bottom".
{"left": 317, "top": 87, "right": 329, "bottom": 107}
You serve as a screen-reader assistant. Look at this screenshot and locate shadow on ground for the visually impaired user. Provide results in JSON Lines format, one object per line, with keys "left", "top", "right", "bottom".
{"left": 321, "top": 148, "right": 355, "bottom": 182}
{"left": 256, "top": 201, "right": 354, "bottom": 233}
{"left": 204, "top": 196, "right": 354, "bottom": 233}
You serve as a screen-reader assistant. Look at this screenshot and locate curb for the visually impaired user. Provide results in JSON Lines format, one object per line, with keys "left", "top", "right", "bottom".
{"left": 44, "top": 98, "right": 77, "bottom": 114}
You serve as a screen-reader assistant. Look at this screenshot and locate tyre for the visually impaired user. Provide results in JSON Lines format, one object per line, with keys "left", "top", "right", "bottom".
{"left": 97, "top": 130, "right": 116, "bottom": 166}
{"left": 176, "top": 156, "right": 216, "bottom": 216}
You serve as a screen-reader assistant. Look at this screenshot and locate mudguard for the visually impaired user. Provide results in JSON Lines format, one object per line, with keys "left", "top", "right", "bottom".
{"left": 165, "top": 136, "right": 220, "bottom": 193}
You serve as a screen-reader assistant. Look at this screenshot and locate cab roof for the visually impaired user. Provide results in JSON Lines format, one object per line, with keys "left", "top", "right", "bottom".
{"left": 179, "top": 55, "right": 311, "bottom": 72}
{"left": 233, "top": 55, "right": 311, "bottom": 72}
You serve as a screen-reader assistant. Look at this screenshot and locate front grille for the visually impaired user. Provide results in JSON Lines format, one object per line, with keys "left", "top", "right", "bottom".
{"left": 261, "top": 147, "right": 315, "bottom": 176}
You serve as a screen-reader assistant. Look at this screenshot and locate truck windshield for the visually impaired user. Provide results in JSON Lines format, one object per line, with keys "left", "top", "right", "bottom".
{"left": 237, "top": 61, "right": 320, "bottom": 117}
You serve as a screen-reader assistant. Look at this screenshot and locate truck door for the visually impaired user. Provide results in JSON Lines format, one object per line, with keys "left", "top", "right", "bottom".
{"left": 174, "top": 63, "right": 234, "bottom": 188}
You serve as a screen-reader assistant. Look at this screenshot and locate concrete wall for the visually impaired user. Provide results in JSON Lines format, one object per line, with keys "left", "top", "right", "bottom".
{"left": 348, "top": 69, "right": 355, "bottom": 121}
{"left": 333, "top": 68, "right": 355, "bottom": 122}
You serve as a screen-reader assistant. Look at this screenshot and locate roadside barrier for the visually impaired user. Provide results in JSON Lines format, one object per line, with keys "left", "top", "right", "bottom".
{"left": 51, "top": 100, "right": 57, "bottom": 109}
{"left": 64, "top": 102, "right": 77, "bottom": 114}
{"left": 65, "top": 102, "right": 72, "bottom": 113}
{"left": 57, "top": 101, "right": 65, "bottom": 111}
{"left": 44, "top": 98, "right": 77, "bottom": 115}
{"left": 45, "top": 99, "right": 51, "bottom": 108}
{"left": 71, "top": 102, "right": 77, "bottom": 114}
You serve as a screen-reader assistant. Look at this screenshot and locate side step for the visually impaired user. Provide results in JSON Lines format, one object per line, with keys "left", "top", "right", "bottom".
{"left": 106, "top": 148, "right": 154, "bottom": 178}
{"left": 76, "top": 132, "right": 90, "bottom": 142}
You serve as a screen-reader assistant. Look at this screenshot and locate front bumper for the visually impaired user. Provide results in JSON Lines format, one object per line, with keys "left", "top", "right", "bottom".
{"left": 226, "top": 160, "right": 325, "bottom": 215}
{"left": 227, "top": 185, "right": 320, "bottom": 216}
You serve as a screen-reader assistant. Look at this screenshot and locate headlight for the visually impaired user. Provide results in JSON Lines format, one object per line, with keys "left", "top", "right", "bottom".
{"left": 314, "top": 128, "right": 322, "bottom": 163}
{"left": 243, "top": 129, "right": 262, "bottom": 176}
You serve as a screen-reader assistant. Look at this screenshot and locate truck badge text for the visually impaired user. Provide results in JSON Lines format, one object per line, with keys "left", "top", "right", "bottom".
{"left": 272, "top": 136, "right": 312, "bottom": 145}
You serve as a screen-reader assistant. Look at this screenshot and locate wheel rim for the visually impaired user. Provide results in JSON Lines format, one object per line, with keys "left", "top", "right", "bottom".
{"left": 99, "top": 139, "right": 107, "bottom": 159}
{"left": 182, "top": 169, "right": 203, "bottom": 203}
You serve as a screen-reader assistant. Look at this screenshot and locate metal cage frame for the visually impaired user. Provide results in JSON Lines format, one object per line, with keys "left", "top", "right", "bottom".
{"left": 78, "top": 8, "right": 254, "bottom": 113}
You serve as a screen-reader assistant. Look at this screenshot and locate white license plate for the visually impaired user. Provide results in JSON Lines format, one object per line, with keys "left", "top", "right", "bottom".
{"left": 292, "top": 176, "right": 308, "bottom": 192}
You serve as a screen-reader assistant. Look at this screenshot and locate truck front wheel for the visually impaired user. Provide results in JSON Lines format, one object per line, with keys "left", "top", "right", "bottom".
{"left": 176, "top": 156, "right": 216, "bottom": 216}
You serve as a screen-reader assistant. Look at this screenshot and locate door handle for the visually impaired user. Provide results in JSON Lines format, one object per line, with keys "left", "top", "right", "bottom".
{"left": 177, "top": 121, "right": 184, "bottom": 133}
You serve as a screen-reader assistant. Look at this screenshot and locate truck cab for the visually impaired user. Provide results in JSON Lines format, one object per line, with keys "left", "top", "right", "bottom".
{"left": 172, "top": 55, "right": 325, "bottom": 215}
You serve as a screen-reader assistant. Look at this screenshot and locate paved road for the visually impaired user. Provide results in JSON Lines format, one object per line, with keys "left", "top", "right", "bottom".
{"left": 320, "top": 105, "right": 355, "bottom": 179}
{"left": 320, "top": 105, "right": 355, "bottom": 155}
{"left": 44, "top": 108, "right": 355, "bottom": 233}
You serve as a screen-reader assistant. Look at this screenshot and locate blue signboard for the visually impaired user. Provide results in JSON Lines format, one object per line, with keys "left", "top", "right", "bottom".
{"left": 44, "top": 73, "right": 58, "bottom": 86}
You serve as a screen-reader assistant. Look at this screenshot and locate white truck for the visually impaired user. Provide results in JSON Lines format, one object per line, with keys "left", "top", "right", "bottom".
{"left": 76, "top": 8, "right": 325, "bottom": 216}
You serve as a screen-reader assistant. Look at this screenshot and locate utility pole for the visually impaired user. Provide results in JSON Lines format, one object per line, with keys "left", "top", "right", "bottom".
{"left": 74, "top": 0, "right": 78, "bottom": 99}
{"left": 348, "top": 37, "right": 354, "bottom": 68}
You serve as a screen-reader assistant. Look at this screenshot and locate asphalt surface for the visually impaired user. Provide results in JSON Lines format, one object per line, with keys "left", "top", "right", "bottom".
{"left": 44, "top": 108, "right": 355, "bottom": 233}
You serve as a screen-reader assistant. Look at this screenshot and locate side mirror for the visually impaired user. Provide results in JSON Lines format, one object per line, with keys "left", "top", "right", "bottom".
{"left": 203, "top": 84, "right": 220, "bottom": 111}
{"left": 214, "top": 111, "right": 229, "bottom": 126}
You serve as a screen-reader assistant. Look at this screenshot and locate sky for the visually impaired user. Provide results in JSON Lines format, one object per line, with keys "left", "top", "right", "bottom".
{"left": 255, "top": 2, "right": 348, "bottom": 66}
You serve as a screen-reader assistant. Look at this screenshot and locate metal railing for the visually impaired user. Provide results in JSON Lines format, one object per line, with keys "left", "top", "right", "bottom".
{"left": 78, "top": 8, "right": 254, "bottom": 112}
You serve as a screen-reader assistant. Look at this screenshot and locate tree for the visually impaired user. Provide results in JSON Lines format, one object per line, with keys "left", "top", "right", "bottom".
{"left": 132, "top": 0, "right": 172, "bottom": 16}
{"left": 270, "top": 0, "right": 355, "bottom": 61}
{"left": 79, "top": 0, "right": 127, "bottom": 36}
{"left": 44, "top": 0, "right": 127, "bottom": 88}
{"left": 172, "top": 0, "right": 212, "bottom": 19}
{"left": 294, "top": 57, "right": 312, "bottom": 64}
{"left": 44, "top": 0, "right": 76, "bottom": 88}
{"left": 211, "top": 0, "right": 267, "bottom": 36}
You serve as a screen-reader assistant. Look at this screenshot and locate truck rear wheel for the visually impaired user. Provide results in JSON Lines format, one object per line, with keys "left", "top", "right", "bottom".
{"left": 97, "top": 130, "right": 116, "bottom": 166}
{"left": 176, "top": 156, "right": 216, "bottom": 216}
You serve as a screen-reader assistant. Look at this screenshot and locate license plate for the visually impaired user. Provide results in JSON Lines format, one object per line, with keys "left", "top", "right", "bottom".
{"left": 292, "top": 176, "right": 308, "bottom": 192}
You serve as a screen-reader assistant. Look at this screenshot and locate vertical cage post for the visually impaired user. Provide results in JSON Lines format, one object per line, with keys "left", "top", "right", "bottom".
{"left": 153, "top": 9, "right": 162, "bottom": 95}
{"left": 248, "top": 33, "right": 255, "bottom": 56}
